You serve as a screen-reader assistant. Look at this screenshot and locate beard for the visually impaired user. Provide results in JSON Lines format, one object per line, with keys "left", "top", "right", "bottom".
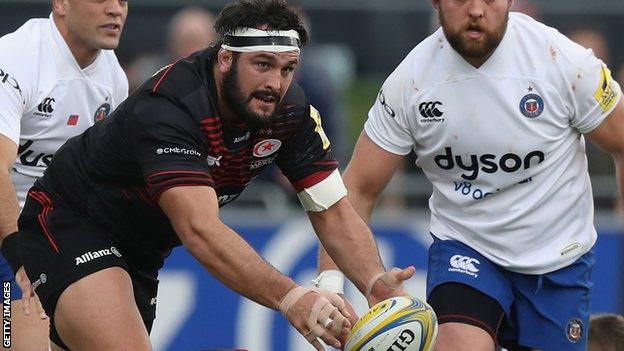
{"left": 221, "top": 57, "right": 281, "bottom": 130}
{"left": 440, "top": 9, "right": 509, "bottom": 60}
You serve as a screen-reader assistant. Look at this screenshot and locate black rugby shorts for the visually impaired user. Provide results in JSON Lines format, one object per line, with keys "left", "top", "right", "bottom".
{"left": 18, "top": 188, "right": 163, "bottom": 349}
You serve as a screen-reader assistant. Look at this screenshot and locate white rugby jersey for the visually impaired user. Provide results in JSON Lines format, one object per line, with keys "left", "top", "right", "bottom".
{"left": 365, "top": 12, "right": 621, "bottom": 274}
{"left": 0, "top": 14, "right": 128, "bottom": 207}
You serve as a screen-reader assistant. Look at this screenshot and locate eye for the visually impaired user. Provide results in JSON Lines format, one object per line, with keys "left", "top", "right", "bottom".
{"left": 257, "top": 62, "right": 270, "bottom": 70}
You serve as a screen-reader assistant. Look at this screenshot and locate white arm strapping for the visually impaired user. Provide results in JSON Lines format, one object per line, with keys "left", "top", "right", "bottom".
{"left": 311, "top": 270, "right": 345, "bottom": 294}
{"left": 296, "top": 169, "right": 347, "bottom": 212}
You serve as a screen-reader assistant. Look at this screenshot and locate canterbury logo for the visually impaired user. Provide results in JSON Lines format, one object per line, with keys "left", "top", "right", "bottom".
{"left": 38, "top": 97, "right": 55, "bottom": 114}
{"left": 449, "top": 255, "right": 480, "bottom": 277}
{"left": 419, "top": 101, "right": 443, "bottom": 118}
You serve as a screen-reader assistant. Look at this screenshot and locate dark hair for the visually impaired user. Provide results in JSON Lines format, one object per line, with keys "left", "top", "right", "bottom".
{"left": 589, "top": 314, "right": 624, "bottom": 351}
{"left": 214, "top": 0, "right": 308, "bottom": 47}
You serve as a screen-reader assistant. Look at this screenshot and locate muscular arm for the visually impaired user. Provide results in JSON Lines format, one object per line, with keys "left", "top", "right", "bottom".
{"left": 309, "top": 197, "right": 385, "bottom": 293}
{"left": 317, "top": 131, "right": 406, "bottom": 275}
{"left": 586, "top": 99, "right": 624, "bottom": 206}
{"left": 159, "top": 186, "right": 296, "bottom": 309}
{"left": 0, "top": 134, "right": 19, "bottom": 243}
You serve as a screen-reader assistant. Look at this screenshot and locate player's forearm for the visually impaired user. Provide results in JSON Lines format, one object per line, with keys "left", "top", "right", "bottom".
{"left": 310, "top": 199, "right": 385, "bottom": 294}
{"left": 181, "top": 220, "right": 296, "bottom": 310}
{"left": 0, "top": 169, "right": 19, "bottom": 242}
{"left": 613, "top": 153, "right": 624, "bottom": 211}
{"left": 343, "top": 176, "right": 378, "bottom": 225}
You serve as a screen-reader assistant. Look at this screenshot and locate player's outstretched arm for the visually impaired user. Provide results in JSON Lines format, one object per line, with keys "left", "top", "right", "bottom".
{"left": 0, "top": 135, "right": 19, "bottom": 241}
{"left": 159, "top": 185, "right": 350, "bottom": 350}
{"left": 586, "top": 98, "right": 624, "bottom": 206}
{"left": 160, "top": 185, "right": 296, "bottom": 308}
{"left": 313, "top": 131, "right": 412, "bottom": 304}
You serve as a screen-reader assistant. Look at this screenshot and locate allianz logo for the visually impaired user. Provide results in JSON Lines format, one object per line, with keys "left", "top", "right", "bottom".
{"left": 448, "top": 254, "right": 480, "bottom": 278}
{"left": 75, "top": 246, "right": 122, "bottom": 266}
{"left": 434, "top": 147, "right": 545, "bottom": 181}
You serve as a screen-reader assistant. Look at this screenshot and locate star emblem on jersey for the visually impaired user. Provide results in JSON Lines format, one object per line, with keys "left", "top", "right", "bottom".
{"left": 519, "top": 93, "right": 544, "bottom": 118}
{"left": 253, "top": 139, "right": 282, "bottom": 158}
{"left": 566, "top": 318, "right": 583, "bottom": 343}
{"left": 93, "top": 102, "right": 111, "bottom": 123}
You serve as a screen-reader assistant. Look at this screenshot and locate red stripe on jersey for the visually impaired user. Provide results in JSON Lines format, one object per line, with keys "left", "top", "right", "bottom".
{"left": 291, "top": 170, "right": 334, "bottom": 192}
{"left": 146, "top": 170, "right": 210, "bottom": 181}
{"left": 152, "top": 182, "right": 214, "bottom": 202}
{"left": 152, "top": 59, "right": 182, "bottom": 92}
{"left": 148, "top": 177, "right": 214, "bottom": 190}
{"left": 28, "top": 191, "right": 60, "bottom": 253}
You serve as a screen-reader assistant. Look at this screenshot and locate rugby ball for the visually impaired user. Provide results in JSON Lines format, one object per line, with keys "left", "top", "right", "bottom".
{"left": 344, "top": 296, "right": 438, "bottom": 351}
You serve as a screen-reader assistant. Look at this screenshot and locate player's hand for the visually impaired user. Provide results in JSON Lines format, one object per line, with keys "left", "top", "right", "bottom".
{"left": 279, "top": 286, "right": 352, "bottom": 350}
{"left": 316, "top": 290, "right": 359, "bottom": 346}
{"left": 336, "top": 293, "right": 358, "bottom": 329}
{"left": 365, "top": 266, "right": 415, "bottom": 306}
{"left": 15, "top": 266, "right": 47, "bottom": 319}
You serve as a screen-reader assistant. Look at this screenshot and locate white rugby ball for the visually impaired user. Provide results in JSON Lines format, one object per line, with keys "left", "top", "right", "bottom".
{"left": 344, "top": 296, "right": 438, "bottom": 351}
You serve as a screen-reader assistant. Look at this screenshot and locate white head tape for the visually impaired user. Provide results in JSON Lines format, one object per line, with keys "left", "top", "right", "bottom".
{"left": 221, "top": 27, "right": 301, "bottom": 53}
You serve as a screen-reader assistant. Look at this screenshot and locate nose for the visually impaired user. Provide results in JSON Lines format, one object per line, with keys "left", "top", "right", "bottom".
{"left": 264, "top": 70, "right": 282, "bottom": 92}
{"left": 106, "top": 0, "right": 125, "bottom": 17}
{"left": 467, "top": 0, "right": 485, "bottom": 19}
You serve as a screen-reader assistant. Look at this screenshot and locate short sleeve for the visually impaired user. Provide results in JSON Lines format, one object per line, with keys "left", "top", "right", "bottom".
{"left": 364, "top": 63, "right": 414, "bottom": 155}
{"left": 554, "top": 33, "right": 622, "bottom": 133}
{"left": 0, "top": 67, "right": 25, "bottom": 145}
{"left": 130, "top": 94, "right": 213, "bottom": 200}
{"left": 276, "top": 104, "right": 339, "bottom": 192}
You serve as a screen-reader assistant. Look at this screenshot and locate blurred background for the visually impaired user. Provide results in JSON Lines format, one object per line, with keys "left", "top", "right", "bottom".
{"left": 2, "top": 0, "right": 623, "bottom": 349}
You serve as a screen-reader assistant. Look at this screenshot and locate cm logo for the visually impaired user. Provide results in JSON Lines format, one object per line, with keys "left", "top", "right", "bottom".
{"left": 419, "top": 101, "right": 443, "bottom": 118}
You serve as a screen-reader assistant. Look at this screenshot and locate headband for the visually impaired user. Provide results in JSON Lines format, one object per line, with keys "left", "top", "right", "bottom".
{"left": 222, "top": 27, "right": 301, "bottom": 53}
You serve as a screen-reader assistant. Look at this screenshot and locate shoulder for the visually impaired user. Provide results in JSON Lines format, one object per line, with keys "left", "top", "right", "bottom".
{"left": 0, "top": 18, "right": 48, "bottom": 101}
{"left": 0, "top": 18, "right": 46, "bottom": 75}
{"left": 148, "top": 55, "right": 205, "bottom": 99}
{"left": 509, "top": 12, "right": 595, "bottom": 72}
{"left": 281, "top": 79, "right": 307, "bottom": 107}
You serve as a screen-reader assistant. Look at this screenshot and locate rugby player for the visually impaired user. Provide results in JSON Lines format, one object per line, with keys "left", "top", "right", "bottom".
{"left": 2, "top": 1, "right": 413, "bottom": 350}
{"left": 318, "top": 0, "right": 624, "bottom": 350}
{"left": 0, "top": 0, "right": 128, "bottom": 349}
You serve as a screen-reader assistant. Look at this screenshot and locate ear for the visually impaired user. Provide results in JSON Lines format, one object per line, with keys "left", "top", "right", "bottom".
{"left": 217, "top": 48, "right": 233, "bottom": 74}
{"left": 508, "top": 0, "right": 515, "bottom": 10}
{"left": 52, "top": 0, "right": 68, "bottom": 16}
{"left": 430, "top": 0, "right": 440, "bottom": 12}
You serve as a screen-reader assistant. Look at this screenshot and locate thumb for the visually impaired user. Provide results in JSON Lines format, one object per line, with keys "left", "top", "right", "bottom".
{"left": 396, "top": 266, "right": 415, "bottom": 281}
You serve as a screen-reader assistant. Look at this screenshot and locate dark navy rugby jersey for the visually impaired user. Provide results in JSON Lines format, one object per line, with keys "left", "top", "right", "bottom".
{"left": 33, "top": 47, "right": 338, "bottom": 251}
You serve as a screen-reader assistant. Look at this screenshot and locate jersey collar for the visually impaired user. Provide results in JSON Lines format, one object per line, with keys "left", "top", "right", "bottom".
{"left": 48, "top": 13, "right": 103, "bottom": 77}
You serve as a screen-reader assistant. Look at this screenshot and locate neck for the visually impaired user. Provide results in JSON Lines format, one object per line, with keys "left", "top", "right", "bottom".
{"left": 53, "top": 14, "right": 99, "bottom": 69}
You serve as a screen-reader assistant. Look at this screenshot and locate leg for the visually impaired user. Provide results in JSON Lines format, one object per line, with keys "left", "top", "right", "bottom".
{"left": 436, "top": 323, "right": 495, "bottom": 351}
{"left": 54, "top": 267, "right": 151, "bottom": 351}
{"left": 426, "top": 237, "right": 514, "bottom": 351}
{"left": 429, "top": 283, "right": 504, "bottom": 351}
{"left": 504, "top": 250, "right": 595, "bottom": 351}
{"left": 10, "top": 298, "right": 50, "bottom": 351}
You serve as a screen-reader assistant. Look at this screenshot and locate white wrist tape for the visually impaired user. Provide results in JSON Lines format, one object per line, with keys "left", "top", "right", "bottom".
{"left": 297, "top": 169, "right": 347, "bottom": 212}
{"left": 311, "top": 270, "right": 345, "bottom": 294}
